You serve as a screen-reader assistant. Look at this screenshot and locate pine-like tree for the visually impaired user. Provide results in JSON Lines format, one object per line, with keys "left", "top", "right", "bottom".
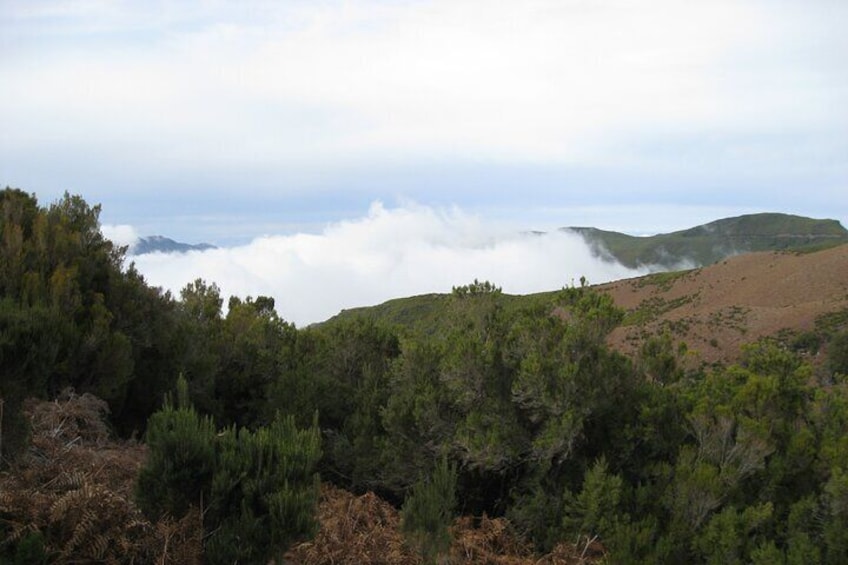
{"left": 401, "top": 456, "right": 457, "bottom": 564}
{"left": 205, "top": 413, "right": 321, "bottom": 564}
{"left": 135, "top": 376, "right": 216, "bottom": 520}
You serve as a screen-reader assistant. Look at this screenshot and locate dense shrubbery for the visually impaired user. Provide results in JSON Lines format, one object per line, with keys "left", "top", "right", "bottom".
{"left": 135, "top": 379, "right": 216, "bottom": 521}
{"left": 3, "top": 188, "right": 848, "bottom": 561}
{"left": 136, "top": 378, "right": 321, "bottom": 563}
{"left": 401, "top": 456, "right": 457, "bottom": 563}
{"left": 0, "top": 188, "right": 182, "bottom": 454}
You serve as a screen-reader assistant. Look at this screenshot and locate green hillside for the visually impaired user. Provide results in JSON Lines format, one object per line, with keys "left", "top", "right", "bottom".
{"left": 327, "top": 290, "right": 558, "bottom": 337}
{"left": 567, "top": 212, "right": 848, "bottom": 269}
{"left": 5, "top": 190, "right": 848, "bottom": 564}
{"left": 328, "top": 213, "right": 848, "bottom": 334}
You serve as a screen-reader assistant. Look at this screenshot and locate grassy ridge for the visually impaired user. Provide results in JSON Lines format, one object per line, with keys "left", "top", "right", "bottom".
{"left": 327, "top": 214, "right": 847, "bottom": 335}
{"left": 327, "top": 291, "right": 561, "bottom": 337}
{"left": 567, "top": 212, "right": 848, "bottom": 268}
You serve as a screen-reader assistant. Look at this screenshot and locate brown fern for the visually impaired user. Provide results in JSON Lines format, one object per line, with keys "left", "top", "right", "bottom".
{"left": 1, "top": 393, "right": 206, "bottom": 563}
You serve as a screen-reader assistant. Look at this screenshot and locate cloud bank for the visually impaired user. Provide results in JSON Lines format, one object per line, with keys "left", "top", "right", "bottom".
{"left": 3, "top": 0, "right": 845, "bottom": 213}
{"left": 100, "top": 224, "right": 140, "bottom": 249}
{"left": 129, "top": 203, "right": 644, "bottom": 326}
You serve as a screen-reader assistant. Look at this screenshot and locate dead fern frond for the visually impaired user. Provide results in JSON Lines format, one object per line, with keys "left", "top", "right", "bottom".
{"left": 1, "top": 518, "right": 39, "bottom": 547}
{"left": 153, "top": 507, "right": 204, "bottom": 565}
{"left": 25, "top": 388, "right": 111, "bottom": 447}
{"left": 2, "top": 393, "right": 215, "bottom": 563}
{"left": 59, "top": 469, "right": 87, "bottom": 490}
{"left": 285, "top": 483, "right": 419, "bottom": 565}
{"left": 450, "top": 514, "right": 536, "bottom": 564}
{"left": 1, "top": 394, "right": 165, "bottom": 562}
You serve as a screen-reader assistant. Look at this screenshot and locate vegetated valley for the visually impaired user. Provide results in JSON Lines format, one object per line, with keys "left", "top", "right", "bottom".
{"left": 2, "top": 188, "right": 848, "bottom": 564}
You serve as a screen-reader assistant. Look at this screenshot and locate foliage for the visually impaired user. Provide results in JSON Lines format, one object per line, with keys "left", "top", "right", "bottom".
{"left": 562, "top": 457, "right": 624, "bottom": 542}
{"left": 135, "top": 380, "right": 217, "bottom": 521}
{"left": 452, "top": 278, "right": 502, "bottom": 298}
{"left": 570, "top": 213, "right": 848, "bottom": 269}
{"left": 401, "top": 456, "right": 458, "bottom": 564}
{"left": 205, "top": 413, "right": 322, "bottom": 564}
{"left": 135, "top": 379, "right": 321, "bottom": 563}
{"left": 828, "top": 330, "right": 848, "bottom": 378}
{"left": 0, "top": 188, "right": 183, "bottom": 446}
{"left": 5, "top": 187, "right": 848, "bottom": 562}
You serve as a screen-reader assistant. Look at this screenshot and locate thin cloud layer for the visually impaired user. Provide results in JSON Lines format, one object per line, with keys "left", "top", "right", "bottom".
{"left": 2, "top": 0, "right": 845, "bottom": 214}
{"left": 129, "top": 202, "right": 644, "bottom": 326}
{"left": 100, "top": 224, "right": 139, "bottom": 249}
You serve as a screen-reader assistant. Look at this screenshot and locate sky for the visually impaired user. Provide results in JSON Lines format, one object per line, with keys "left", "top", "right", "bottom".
{"left": 2, "top": 1, "right": 847, "bottom": 324}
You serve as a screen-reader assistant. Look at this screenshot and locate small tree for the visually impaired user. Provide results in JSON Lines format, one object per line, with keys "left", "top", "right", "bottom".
{"left": 401, "top": 456, "right": 457, "bottom": 564}
{"left": 205, "top": 413, "right": 322, "bottom": 564}
{"left": 828, "top": 331, "right": 848, "bottom": 379}
{"left": 136, "top": 379, "right": 322, "bottom": 563}
{"left": 135, "top": 377, "right": 216, "bottom": 520}
{"left": 562, "top": 456, "right": 624, "bottom": 542}
{"left": 451, "top": 279, "right": 502, "bottom": 298}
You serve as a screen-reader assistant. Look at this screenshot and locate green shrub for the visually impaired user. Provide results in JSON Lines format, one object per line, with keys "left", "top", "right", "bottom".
{"left": 401, "top": 456, "right": 457, "bottom": 564}
{"left": 136, "top": 378, "right": 322, "bottom": 563}
{"left": 828, "top": 331, "right": 848, "bottom": 377}
{"left": 12, "top": 531, "right": 47, "bottom": 565}
{"left": 205, "top": 414, "right": 321, "bottom": 564}
{"left": 135, "top": 384, "right": 216, "bottom": 520}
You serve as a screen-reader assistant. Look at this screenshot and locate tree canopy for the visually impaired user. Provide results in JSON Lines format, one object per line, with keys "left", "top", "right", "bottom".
{"left": 3, "top": 187, "right": 848, "bottom": 562}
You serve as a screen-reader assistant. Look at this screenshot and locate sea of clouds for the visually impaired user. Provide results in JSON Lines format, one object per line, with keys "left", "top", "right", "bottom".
{"left": 103, "top": 202, "right": 646, "bottom": 326}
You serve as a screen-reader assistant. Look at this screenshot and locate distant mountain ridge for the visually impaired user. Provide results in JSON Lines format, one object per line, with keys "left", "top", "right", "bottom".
{"left": 325, "top": 213, "right": 848, "bottom": 353}
{"left": 326, "top": 243, "right": 848, "bottom": 368}
{"left": 130, "top": 235, "right": 216, "bottom": 255}
{"left": 565, "top": 212, "right": 848, "bottom": 269}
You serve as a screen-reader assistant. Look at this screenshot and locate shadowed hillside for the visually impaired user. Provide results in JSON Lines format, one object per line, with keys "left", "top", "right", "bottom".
{"left": 566, "top": 212, "right": 848, "bottom": 269}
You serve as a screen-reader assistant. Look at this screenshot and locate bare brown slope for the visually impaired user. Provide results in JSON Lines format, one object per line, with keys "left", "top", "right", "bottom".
{"left": 599, "top": 244, "right": 848, "bottom": 366}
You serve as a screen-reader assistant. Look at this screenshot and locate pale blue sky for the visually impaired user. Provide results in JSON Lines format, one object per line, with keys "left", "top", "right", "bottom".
{"left": 2, "top": 0, "right": 847, "bottom": 245}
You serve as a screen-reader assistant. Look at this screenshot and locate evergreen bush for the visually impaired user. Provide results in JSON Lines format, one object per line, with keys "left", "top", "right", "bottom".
{"left": 135, "top": 380, "right": 322, "bottom": 563}
{"left": 205, "top": 414, "right": 321, "bottom": 564}
{"left": 401, "top": 456, "right": 457, "bottom": 564}
{"left": 135, "top": 380, "right": 216, "bottom": 520}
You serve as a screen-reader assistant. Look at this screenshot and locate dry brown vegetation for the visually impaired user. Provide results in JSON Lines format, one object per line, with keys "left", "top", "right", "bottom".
{"left": 0, "top": 390, "right": 202, "bottom": 564}
{"left": 285, "top": 484, "right": 416, "bottom": 564}
{"left": 7, "top": 247, "right": 846, "bottom": 563}
{"left": 286, "top": 484, "right": 602, "bottom": 564}
{"left": 2, "top": 393, "right": 600, "bottom": 564}
{"left": 600, "top": 244, "right": 848, "bottom": 367}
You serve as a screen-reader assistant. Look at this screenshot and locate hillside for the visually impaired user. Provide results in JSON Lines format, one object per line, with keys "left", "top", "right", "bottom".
{"left": 328, "top": 291, "right": 546, "bottom": 336}
{"left": 566, "top": 212, "right": 848, "bottom": 269}
{"left": 600, "top": 244, "right": 848, "bottom": 367}
{"left": 130, "top": 235, "right": 216, "bottom": 255}
{"left": 329, "top": 244, "right": 848, "bottom": 369}
{"left": 5, "top": 189, "right": 848, "bottom": 563}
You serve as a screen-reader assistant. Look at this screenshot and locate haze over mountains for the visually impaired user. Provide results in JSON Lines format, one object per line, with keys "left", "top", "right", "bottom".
{"left": 132, "top": 212, "right": 847, "bottom": 263}
{"left": 330, "top": 240, "right": 848, "bottom": 370}
{"left": 567, "top": 213, "right": 848, "bottom": 269}
{"left": 129, "top": 235, "right": 217, "bottom": 255}
{"left": 122, "top": 210, "right": 847, "bottom": 326}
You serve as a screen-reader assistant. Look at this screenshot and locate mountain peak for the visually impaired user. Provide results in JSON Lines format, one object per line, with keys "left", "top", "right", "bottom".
{"left": 565, "top": 212, "right": 848, "bottom": 269}
{"left": 130, "top": 236, "right": 216, "bottom": 255}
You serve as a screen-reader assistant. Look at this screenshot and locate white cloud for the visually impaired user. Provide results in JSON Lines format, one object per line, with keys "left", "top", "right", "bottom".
{"left": 3, "top": 0, "right": 845, "bottom": 234}
{"left": 129, "top": 202, "right": 645, "bottom": 326}
{"left": 100, "top": 223, "right": 139, "bottom": 249}
{"left": 3, "top": 0, "right": 845, "bottom": 177}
